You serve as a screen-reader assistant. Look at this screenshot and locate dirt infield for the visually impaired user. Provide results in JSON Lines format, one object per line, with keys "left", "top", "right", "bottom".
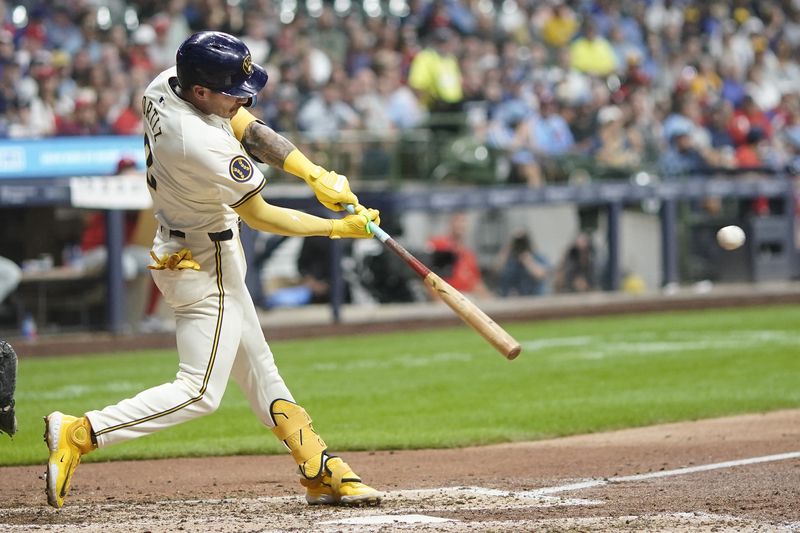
{"left": 2, "top": 409, "right": 798, "bottom": 532}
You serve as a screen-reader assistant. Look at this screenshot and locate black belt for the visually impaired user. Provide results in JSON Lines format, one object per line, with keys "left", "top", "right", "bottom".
{"left": 162, "top": 227, "right": 234, "bottom": 242}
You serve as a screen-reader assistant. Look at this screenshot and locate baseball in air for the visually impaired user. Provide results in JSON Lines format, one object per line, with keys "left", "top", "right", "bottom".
{"left": 716, "top": 225, "right": 746, "bottom": 250}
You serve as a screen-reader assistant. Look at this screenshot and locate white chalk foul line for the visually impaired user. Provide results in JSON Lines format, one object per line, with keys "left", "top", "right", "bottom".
{"left": 321, "top": 514, "right": 455, "bottom": 526}
{"left": 394, "top": 486, "right": 602, "bottom": 506}
{"left": 526, "top": 450, "right": 800, "bottom": 496}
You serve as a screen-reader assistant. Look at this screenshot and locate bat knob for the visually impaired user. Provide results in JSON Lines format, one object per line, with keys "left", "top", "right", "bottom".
{"left": 506, "top": 344, "right": 522, "bottom": 360}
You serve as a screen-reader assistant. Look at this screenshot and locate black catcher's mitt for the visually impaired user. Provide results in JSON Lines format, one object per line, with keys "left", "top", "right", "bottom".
{"left": 0, "top": 340, "right": 17, "bottom": 436}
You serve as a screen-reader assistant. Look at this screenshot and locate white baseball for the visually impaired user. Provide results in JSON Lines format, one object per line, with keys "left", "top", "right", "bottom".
{"left": 716, "top": 225, "right": 746, "bottom": 250}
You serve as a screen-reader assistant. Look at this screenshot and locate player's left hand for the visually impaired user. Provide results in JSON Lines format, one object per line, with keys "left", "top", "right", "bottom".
{"left": 329, "top": 208, "right": 380, "bottom": 239}
{"left": 308, "top": 170, "right": 360, "bottom": 212}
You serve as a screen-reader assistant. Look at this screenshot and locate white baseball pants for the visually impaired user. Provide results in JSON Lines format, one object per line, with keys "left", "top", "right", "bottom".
{"left": 86, "top": 225, "right": 294, "bottom": 447}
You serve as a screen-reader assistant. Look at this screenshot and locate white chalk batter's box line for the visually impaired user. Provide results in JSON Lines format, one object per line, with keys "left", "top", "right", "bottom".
{"left": 9, "top": 449, "right": 796, "bottom": 525}
{"left": 79, "top": 451, "right": 800, "bottom": 507}
{"left": 128, "top": 450, "right": 800, "bottom": 507}
{"left": 389, "top": 449, "right": 800, "bottom": 501}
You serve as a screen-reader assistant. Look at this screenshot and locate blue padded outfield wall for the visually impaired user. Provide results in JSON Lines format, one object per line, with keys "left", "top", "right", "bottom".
{"left": 0, "top": 136, "right": 144, "bottom": 179}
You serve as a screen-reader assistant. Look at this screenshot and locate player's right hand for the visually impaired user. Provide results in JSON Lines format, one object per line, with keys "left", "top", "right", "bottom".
{"left": 329, "top": 208, "right": 380, "bottom": 239}
{"left": 310, "top": 169, "right": 360, "bottom": 212}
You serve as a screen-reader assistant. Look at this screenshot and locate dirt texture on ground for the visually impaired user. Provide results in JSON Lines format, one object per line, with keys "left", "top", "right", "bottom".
{"left": 2, "top": 409, "right": 798, "bottom": 532}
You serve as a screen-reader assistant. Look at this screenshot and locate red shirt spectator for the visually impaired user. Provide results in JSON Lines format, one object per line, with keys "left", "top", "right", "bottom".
{"left": 80, "top": 212, "right": 139, "bottom": 251}
{"left": 729, "top": 95, "right": 773, "bottom": 146}
{"left": 427, "top": 213, "right": 492, "bottom": 298}
{"left": 428, "top": 235, "right": 484, "bottom": 292}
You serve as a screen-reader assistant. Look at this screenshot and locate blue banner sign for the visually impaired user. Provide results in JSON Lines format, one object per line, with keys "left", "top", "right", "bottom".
{"left": 0, "top": 136, "right": 144, "bottom": 179}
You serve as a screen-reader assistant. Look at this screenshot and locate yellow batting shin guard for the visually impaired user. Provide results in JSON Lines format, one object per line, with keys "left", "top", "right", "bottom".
{"left": 269, "top": 399, "right": 326, "bottom": 479}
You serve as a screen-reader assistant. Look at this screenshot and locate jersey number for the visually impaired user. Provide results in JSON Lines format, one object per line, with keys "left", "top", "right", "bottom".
{"left": 144, "top": 133, "right": 157, "bottom": 190}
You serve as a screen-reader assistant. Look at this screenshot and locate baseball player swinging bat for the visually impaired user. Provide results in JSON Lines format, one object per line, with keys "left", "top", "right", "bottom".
{"left": 345, "top": 205, "right": 522, "bottom": 360}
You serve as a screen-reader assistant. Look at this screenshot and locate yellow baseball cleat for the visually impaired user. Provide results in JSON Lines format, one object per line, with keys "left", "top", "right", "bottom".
{"left": 43, "top": 412, "right": 95, "bottom": 508}
{"left": 300, "top": 456, "right": 383, "bottom": 506}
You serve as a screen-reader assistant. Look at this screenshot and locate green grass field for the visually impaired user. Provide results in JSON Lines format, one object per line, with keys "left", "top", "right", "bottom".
{"left": 2, "top": 305, "right": 799, "bottom": 466}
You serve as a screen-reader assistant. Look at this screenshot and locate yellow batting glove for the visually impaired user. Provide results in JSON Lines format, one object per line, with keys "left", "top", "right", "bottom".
{"left": 329, "top": 209, "right": 380, "bottom": 239}
{"left": 148, "top": 248, "right": 201, "bottom": 271}
{"left": 283, "top": 149, "right": 360, "bottom": 212}
{"left": 310, "top": 169, "right": 359, "bottom": 212}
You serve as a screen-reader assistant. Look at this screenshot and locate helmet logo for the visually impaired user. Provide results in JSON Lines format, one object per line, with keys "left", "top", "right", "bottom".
{"left": 242, "top": 55, "right": 253, "bottom": 75}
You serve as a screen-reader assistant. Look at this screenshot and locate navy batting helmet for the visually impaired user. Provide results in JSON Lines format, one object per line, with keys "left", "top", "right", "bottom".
{"left": 176, "top": 31, "right": 267, "bottom": 106}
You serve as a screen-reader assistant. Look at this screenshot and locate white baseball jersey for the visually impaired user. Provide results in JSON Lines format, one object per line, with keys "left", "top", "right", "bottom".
{"left": 142, "top": 67, "right": 266, "bottom": 233}
{"left": 86, "top": 67, "right": 294, "bottom": 446}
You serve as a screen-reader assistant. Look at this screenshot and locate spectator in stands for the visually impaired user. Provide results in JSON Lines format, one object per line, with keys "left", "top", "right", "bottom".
{"left": 112, "top": 88, "right": 145, "bottom": 135}
{"left": 156, "top": 0, "right": 192, "bottom": 56}
{"left": 735, "top": 127, "right": 767, "bottom": 170}
{"left": 296, "top": 30, "right": 334, "bottom": 88}
{"left": 5, "top": 97, "right": 33, "bottom": 139}
{"left": 569, "top": 21, "right": 617, "bottom": 77}
{"left": 540, "top": 2, "right": 579, "bottom": 49}
{"left": 264, "top": 85, "right": 301, "bottom": 135}
{"left": 688, "top": 58, "right": 722, "bottom": 102}
{"left": 658, "top": 124, "right": 711, "bottom": 178}
{"left": 45, "top": 5, "right": 82, "bottom": 54}
{"left": 729, "top": 94, "right": 773, "bottom": 147}
{"left": 427, "top": 0, "right": 477, "bottom": 37}
{"left": 745, "top": 64, "right": 781, "bottom": 113}
{"left": 297, "top": 80, "right": 360, "bottom": 138}
{"left": 56, "top": 88, "right": 105, "bottom": 136}
{"left": 427, "top": 212, "right": 492, "bottom": 299}
{"left": 706, "top": 100, "right": 736, "bottom": 152}
{"left": 771, "top": 38, "right": 800, "bottom": 97}
{"left": 344, "top": 26, "right": 372, "bottom": 79}
{"left": 408, "top": 26, "right": 464, "bottom": 114}
{"left": 554, "top": 232, "right": 597, "bottom": 293}
{"left": 486, "top": 101, "right": 542, "bottom": 186}
{"left": 313, "top": 6, "right": 347, "bottom": 67}
{"left": 26, "top": 63, "right": 59, "bottom": 137}
{"left": 718, "top": 62, "right": 747, "bottom": 107}
{"left": 376, "top": 57, "right": 426, "bottom": 130}
{"left": 0, "top": 59, "right": 22, "bottom": 123}
{"left": 532, "top": 95, "right": 575, "bottom": 180}
{"left": 593, "top": 105, "right": 644, "bottom": 173}
{"left": 608, "top": 25, "right": 641, "bottom": 72}
{"left": 296, "top": 237, "right": 343, "bottom": 305}
{"left": 625, "top": 87, "right": 662, "bottom": 164}
{"left": 492, "top": 229, "right": 551, "bottom": 297}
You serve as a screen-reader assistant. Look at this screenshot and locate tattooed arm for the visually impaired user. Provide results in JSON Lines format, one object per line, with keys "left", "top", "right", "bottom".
{"left": 231, "top": 108, "right": 360, "bottom": 212}
{"left": 239, "top": 120, "right": 295, "bottom": 168}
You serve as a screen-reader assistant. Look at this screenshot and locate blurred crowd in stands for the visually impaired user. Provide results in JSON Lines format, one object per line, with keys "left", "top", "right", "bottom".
{"left": 2, "top": 0, "right": 800, "bottom": 186}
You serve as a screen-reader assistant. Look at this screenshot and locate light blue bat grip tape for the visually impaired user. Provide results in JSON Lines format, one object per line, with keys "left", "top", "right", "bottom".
{"left": 343, "top": 203, "right": 390, "bottom": 242}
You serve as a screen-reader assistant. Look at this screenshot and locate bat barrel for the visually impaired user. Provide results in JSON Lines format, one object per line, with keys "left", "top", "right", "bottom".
{"left": 342, "top": 203, "right": 522, "bottom": 360}
{"left": 424, "top": 272, "right": 521, "bottom": 360}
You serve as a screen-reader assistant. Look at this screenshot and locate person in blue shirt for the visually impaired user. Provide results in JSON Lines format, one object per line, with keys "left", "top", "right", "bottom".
{"left": 532, "top": 96, "right": 575, "bottom": 158}
{"left": 658, "top": 125, "right": 711, "bottom": 178}
{"left": 493, "top": 229, "right": 551, "bottom": 297}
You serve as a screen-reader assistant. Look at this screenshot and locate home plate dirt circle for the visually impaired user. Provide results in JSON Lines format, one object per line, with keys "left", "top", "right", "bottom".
{"left": 2, "top": 410, "right": 799, "bottom": 532}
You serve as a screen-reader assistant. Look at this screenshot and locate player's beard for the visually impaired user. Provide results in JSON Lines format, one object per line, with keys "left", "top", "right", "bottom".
{"left": 228, "top": 103, "right": 243, "bottom": 117}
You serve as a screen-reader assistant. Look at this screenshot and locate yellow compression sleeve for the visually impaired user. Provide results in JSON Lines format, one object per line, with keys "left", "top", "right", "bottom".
{"left": 231, "top": 107, "right": 259, "bottom": 141}
{"left": 234, "top": 194, "right": 334, "bottom": 237}
{"left": 283, "top": 148, "right": 325, "bottom": 182}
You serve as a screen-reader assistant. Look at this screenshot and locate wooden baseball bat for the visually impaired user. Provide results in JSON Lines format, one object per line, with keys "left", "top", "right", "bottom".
{"left": 345, "top": 205, "right": 521, "bottom": 360}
